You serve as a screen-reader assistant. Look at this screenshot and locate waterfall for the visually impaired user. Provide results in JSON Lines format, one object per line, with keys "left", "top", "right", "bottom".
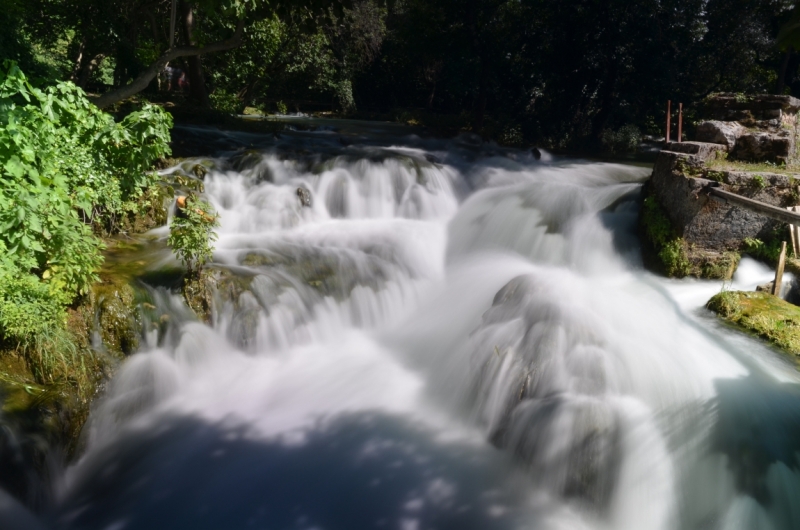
{"left": 21, "top": 123, "right": 800, "bottom": 530}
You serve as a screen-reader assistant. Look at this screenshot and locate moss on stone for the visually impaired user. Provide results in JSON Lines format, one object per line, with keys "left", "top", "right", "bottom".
{"left": 693, "top": 249, "right": 741, "bottom": 279}
{"left": 88, "top": 280, "right": 140, "bottom": 357}
{"left": 659, "top": 238, "right": 691, "bottom": 277}
{"left": 182, "top": 269, "right": 216, "bottom": 322}
{"left": 641, "top": 187, "right": 740, "bottom": 279}
{"left": 707, "top": 290, "right": 800, "bottom": 365}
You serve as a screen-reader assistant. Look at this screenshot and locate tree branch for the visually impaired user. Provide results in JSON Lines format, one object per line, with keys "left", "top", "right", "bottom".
{"left": 92, "top": 18, "right": 245, "bottom": 109}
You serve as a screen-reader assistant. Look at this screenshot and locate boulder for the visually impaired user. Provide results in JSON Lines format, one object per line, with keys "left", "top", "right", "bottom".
{"left": 730, "top": 130, "right": 796, "bottom": 164}
{"left": 695, "top": 121, "right": 746, "bottom": 150}
{"left": 704, "top": 93, "right": 800, "bottom": 121}
{"left": 296, "top": 186, "right": 312, "bottom": 207}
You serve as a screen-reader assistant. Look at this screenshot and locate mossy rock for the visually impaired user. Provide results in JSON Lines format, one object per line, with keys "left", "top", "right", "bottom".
{"left": 640, "top": 186, "right": 740, "bottom": 279}
{"left": 86, "top": 279, "right": 141, "bottom": 358}
{"left": 241, "top": 250, "right": 388, "bottom": 301}
{"left": 182, "top": 269, "right": 216, "bottom": 322}
{"left": 707, "top": 290, "right": 800, "bottom": 365}
{"left": 688, "top": 248, "right": 740, "bottom": 279}
{"left": 0, "top": 317, "right": 106, "bottom": 465}
{"left": 118, "top": 185, "right": 170, "bottom": 234}
{"left": 153, "top": 157, "right": 186, "bottom": 170}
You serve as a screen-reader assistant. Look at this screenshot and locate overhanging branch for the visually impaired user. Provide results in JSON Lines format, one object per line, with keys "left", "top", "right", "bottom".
{"left": 92, "top": 18, "right": 245, "bottom": 109}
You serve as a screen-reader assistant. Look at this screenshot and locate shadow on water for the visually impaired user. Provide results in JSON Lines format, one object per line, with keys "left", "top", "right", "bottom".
{"left": 711, "top": 375, "right": 800, "bottom": 503}
{"left": 55, "top": 413, "right": 532, "bottom": 530}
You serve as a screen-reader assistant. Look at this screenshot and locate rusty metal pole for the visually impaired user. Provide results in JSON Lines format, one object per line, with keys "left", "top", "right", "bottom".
{"left": 666, "top": 100, "right": 671, "bottom": 143}
{"left": 678, "top": 103, "right": 683, "bottom": 143}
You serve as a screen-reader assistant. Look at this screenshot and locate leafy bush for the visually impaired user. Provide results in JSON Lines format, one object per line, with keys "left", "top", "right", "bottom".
{"left": 743, "top": 237, "right": 786, "bottom": 262}
{"left": 0, "top": 62, "right": 172, "bottom": 373}
{"left": 168, "top": 196, "right": 219, "bottom": 275}
{"left": 600, "top": 124, "right": 642, "bottom": 155}
{"left": 209, "top": 88, "right": 244, "bottom": 114}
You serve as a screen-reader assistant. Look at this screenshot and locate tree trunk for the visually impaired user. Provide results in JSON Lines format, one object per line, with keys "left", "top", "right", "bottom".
{"left": 77, "top": 54, "right": 106, "bottom": 89}
{"left": 777, "top": 48, "right": 793, "bottom": 95}
{"left": 92, "top": 19, "right": 244, "bottom": 109}
{"left": 238, "top": 78, "right": 262, "bottom": 104}
{"left": 591, "top": 61, "right": 619, "bottom": 140}
{"left": 181, "top": 1, "right": 210, "bottom": 107}
{"left": 70, "top": 39, "right": 86, "bottom": 82}
{"left": 473, "top": 56, "right": 488, "bottom": 132}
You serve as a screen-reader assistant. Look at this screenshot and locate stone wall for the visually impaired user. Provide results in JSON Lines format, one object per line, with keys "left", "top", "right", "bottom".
{"left": 644, "top": 96, "right": 800, "bottom": 278}
{"left": 651, "top": 148, "right": 796, "bottom": 252}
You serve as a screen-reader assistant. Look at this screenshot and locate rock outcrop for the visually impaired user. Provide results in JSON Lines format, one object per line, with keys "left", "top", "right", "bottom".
{"left": 642, "top": 94, "right": 800, "bottom": 279}
{"left": 694, "top": 94, "right": 800, "bottom": 165}
{"left": 702, "top": 93, "right": 800, "bottom": 122}
{"left": 695, "top": 120, "right": 746, "bottom": 150}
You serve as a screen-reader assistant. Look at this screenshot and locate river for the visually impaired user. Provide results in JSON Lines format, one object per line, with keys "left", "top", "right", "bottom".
{"left": 25, "top": 119, "right": 800, "bottom": 529}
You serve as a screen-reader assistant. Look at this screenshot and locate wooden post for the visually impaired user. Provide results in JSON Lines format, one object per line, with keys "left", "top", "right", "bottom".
{"left": 678, "top": 103, "right": 683, "bottom": 143}
{"left": 772, "top": 241, "right": 788, "bottom": 296}
{"left": 788, "top": 206, "right": 800, "bottom": 257}
{"left": 666, "top": 100, "right": 671, "bottom": 143}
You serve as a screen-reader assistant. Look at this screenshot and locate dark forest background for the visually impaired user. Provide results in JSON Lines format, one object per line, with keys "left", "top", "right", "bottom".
{"left": 4, "top": 0, "right": 800, "bottom": 150}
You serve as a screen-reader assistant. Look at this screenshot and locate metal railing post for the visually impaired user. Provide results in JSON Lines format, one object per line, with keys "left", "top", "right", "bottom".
{"left": 666, "top": 100, "right": 671, "bottom": 143}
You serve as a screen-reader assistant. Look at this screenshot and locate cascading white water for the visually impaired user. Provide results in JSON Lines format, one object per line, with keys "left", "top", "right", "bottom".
{"left": 40, "top": 124, "right": 800, "bottom": 530}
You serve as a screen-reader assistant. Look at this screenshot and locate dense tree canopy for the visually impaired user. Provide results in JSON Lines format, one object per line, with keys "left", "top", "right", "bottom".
{"left": 3, "top": 0, "right": 800, "bottom": 147}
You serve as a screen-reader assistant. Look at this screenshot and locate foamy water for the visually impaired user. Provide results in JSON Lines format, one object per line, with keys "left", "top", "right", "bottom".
{"left": 20, "top": 123, "right": 800, "bottom": 530}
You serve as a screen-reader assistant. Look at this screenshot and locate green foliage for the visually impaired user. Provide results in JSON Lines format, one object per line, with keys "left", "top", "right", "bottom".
{"left": 659, "top": 239, "right": 691, "bottom": 277}
{"left": 168, "top": 196, "right": 220, "bottom": 274}
{"left": 0, "top": 261, "right": 67, "bottom": 340}
{"left": 0, "top": 62, "right": 172, "bottom": 295}
{"left": 499, "top": 125, "right": 524, "bottom": 147}
{"left": 209, "top": 88, "right": 245, "bottom": 114}
{"left": 202, "top": 3, "right": 385, "bottom": 113}
{"left": 642, "top": 195, "right": 673, "bottom": 248}
{"left": 750, "top": 174, "right": 767, "bottom": 190}
{"left": 0, "top": 63, "right": 171, "bottom": 384}
{"left": 642, "top": 194, "right": 691, "bottom": 277}
{"left": 743, "top": 237, "right": 785, "bottom": 262}
{"left": 600, "top": 124, "right": 642, "bottom": 155}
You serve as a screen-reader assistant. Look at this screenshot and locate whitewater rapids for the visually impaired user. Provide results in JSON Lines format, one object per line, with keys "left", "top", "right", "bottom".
{"left": 35, "top": 122, "right": 800, "bottom": 529}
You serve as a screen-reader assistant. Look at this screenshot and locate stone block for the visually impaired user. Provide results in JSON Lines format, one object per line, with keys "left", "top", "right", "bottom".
{"left": 730, "top": 130, "right": 795, "bottom": 164}
{"left": 695, "top": 121, "right": 745, "bottom": 150}
{"left": 662, "top": 141, "right": 727, "bottom": 162}
{"left": 704, "top": 94, "right": 800, "bottom": 121}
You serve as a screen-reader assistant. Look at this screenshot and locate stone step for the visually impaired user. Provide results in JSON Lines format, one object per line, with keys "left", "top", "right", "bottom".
{"left": 662, "top": 141, "right": 727, "bottom": 162}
